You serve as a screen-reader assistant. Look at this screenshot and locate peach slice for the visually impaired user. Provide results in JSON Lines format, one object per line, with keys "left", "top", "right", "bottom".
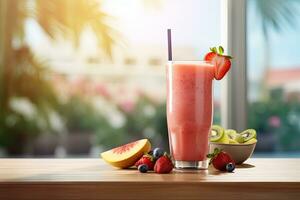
{"left": 101, "top": 139, "right": 151, "bottom": 168}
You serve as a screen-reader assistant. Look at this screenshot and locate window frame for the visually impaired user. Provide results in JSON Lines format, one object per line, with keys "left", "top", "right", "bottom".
{"left": 220, "top": 0, "right": 247, "bottom": 131}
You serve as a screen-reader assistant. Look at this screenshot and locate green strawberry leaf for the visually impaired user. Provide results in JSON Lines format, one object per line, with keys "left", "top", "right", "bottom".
{"left": 207, "top": 148, "right": 222, "bottom": 165}
{"left": 207, "top": 153, "right": 214, "bottom": 158}
{"left": 218, "top": 46, "right": 224, "bottom": 55}
{"left": 144, "top": 153, "right": 154, "bottom": 161}
{"left": 210, "top": 47, "right": 217, "bottom": 53}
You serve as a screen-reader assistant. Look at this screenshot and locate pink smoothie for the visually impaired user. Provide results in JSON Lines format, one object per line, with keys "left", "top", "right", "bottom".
{"left": 167, "top": 61, "right": 215, "bottom": 161}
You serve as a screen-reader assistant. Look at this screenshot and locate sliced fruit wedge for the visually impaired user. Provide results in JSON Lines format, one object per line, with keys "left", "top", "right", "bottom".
{"left": 204, "top": 46, "right": 232, "bottom": 80}
{"left": 229, "top": 139, "right": 239, "bottom": 144}
{"left": 225, "top": 129, "right": 237, "bottom": 140}
{"left": 235, "top": 134, "right": 245, "bottom": 143}
{"left": 101, "top": 139, "right": 151, "bottom": 168}
{"left": 239, "top": 129, "right": 257, "bottom": 142}
{"left": 210, "top": 125, "right": 229, "bottom": 144}
{"left": 244, "top": 138, "right": 257, "bottom": 144}
{"left": 210, "top": 125, "right": 224, "bottom": 142}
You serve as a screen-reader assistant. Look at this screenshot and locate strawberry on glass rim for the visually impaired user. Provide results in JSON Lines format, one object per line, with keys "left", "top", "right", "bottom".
{"left": 204, "top": 46, "right": 233, "bottom": 80}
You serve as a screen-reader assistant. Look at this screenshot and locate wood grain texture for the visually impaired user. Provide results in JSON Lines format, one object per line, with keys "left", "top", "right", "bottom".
{"left": 0, "top": 158, "right": 299, "bottom": 200}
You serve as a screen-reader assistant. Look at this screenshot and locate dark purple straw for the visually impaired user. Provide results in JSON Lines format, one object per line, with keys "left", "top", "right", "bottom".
{"left": 167, "top": 29, "right": 172, "bottom": 61}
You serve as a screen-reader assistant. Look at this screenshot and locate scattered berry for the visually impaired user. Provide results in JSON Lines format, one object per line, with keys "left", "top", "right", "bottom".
{"left": 135, "top": 154, "right": 155, "bottom": 170}
{"left": 138, "top": 164, "right": 148, "bottom": 173}
{"left": 154, "top": 154, "right": 173, "bottom": 174}
{"left": 153, "top": 148, "right": 164, "bottom": 159}
{"left": 207, "top": 148, "right": 235, "bottom": 171}
{"left": 226, "top": 162, "right": 235, "bottom": 172}
{"left": 204, "top": 46, "right": 232, "bottom": 80}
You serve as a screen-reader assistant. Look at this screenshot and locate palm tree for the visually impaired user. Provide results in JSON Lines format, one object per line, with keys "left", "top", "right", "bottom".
{"left": 1, "top": 0, "right": 119, "bottom": 104}
{"left": 0, "top": 0, "right": 120, "bottom": 153}
{"left": 255, "top": 0, "right": 300, "bottom": 38}
{"left": 253, "top": 0, "right": 300, "bottom": 100}
{"left": 34, "top": 0, "right": 120, "bottom": 56}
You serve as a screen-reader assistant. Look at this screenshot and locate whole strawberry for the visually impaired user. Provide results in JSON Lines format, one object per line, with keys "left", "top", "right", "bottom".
{"left": 207, "top": 148, "right": 235, "bottom": 171}
{"left": 135, "top": 154, "right": 155, "bottom": 170}
{"left": 154, "top": 153, "right": 173, "bottom": 174}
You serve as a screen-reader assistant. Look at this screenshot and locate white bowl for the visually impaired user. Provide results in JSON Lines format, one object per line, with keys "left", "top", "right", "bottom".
{"left": 209, "top": 142, "right": 257, "bottom": 165}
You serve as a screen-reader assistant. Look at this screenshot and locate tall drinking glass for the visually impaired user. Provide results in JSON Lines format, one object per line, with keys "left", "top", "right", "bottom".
{"left": 166, "top": 61, "right": 215, "bottom": 169}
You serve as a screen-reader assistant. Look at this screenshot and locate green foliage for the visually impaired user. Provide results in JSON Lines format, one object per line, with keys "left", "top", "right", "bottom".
{"left": 254, "top": 0, "right": 300, "bottom": 38}
{"left": 12, "top": 47, "right": 59, "bottom": 108}
{"left": 95, "top": 124, "right": 125, "bottom": 151}
{"left": 94, "top": 95, "right": 169, "bottom": 150}
{"left": 58, "top": 96, "right": 102, "bottom": 132}
{"left": 121, "top": 96, "right": 156, "bottom": 138}
{"left": 248, "top": 98, "right": 300, "bottom": 151}
{"left": 122, "top": 96, "right": 169, "bottom": 148}
{"left": 0, "top": 0, "right": 120, "bottom": 152}
{"left": 0, "top": 111, "right": 40, "bottom": 148}
{"left": 0, "top": 46, "right": 59, "bottom": 150}
{"left": 34, "top": 0, "right": 120, "bottom": 57}
{"left": 151, "top": 103, "right": 168, "bottom": 147}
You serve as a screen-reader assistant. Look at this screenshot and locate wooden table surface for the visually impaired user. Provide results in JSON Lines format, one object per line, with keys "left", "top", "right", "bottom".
{"left": 0, "top": 158, "right": 299, "bottom": 200}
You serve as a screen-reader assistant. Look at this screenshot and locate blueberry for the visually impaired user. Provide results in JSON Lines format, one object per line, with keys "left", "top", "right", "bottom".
{"left": 138, "top": 164, "right": 148, "bottom": 173}
{"left": 226, "top": 162, "right": 235, "bottom": 172}
{"left": 153, "top": 148, "right": 164, "bottom": 159}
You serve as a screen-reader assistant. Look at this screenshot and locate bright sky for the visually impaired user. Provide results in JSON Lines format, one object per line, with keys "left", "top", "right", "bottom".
{"left": 25, "top": 0, "right": 300, "bottom": 69}
{"left": 25, "top": 0, "right": 300, "bottom": 101}
{"left": 247, "top": 0, "right": 300, "bottom": 82}
{"left": 102, "top": 0, "right": 220, "bottom": 59}
{"left": 25, "top": 0, "right": 220, "bottom": 61}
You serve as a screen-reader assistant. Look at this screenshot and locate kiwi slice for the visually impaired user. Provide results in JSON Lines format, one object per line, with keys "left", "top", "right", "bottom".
{"left": 239, "top": 129, "right": 257, "bottom": 142}
{"left": 244, "top": 138, "right": 257, "bottom": 144}
{"left": 210, "top": 125, "right": 224, "bottom": 142}
{"left": 225, "top": 129, "right": 237, "bottom": 140}
{"left": 235, "top": 134, "right": 245, "bottom": 143}
{"left": 210, "top": 125, "right": 229, "bottom": 144}
{"left": 229, "top": 139, "right": 239, "bottom": 144}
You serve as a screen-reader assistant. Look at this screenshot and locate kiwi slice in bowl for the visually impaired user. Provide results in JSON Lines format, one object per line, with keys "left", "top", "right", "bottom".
{"left": 210, "top": 125, "right": 229, "bottom": 144}
{"left": 210, "top": 125, "right": 224, "bottom": 142}
{"left": 229, "top": 139, "right": 239, "bottom": 144}
{"left": 244, "top": 138, "right": 257, "bottom": 144}
{"left": 239, "top": 129, "right": 257, "bottom": 142}
{"left": 235, "top": 134, "right": 245, "bottom": 143}
{"left": 225, "top": 129, "right": 237, "bottom": 140}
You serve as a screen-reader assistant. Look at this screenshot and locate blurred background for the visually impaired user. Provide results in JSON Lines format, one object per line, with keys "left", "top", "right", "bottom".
{"left": 0, "top": 0, "right": 299, "bottom": 157}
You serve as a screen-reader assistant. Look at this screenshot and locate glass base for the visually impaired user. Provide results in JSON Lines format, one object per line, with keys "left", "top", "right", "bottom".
{"left": 174, "top": 160, "right": 208, "bottom": 170}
